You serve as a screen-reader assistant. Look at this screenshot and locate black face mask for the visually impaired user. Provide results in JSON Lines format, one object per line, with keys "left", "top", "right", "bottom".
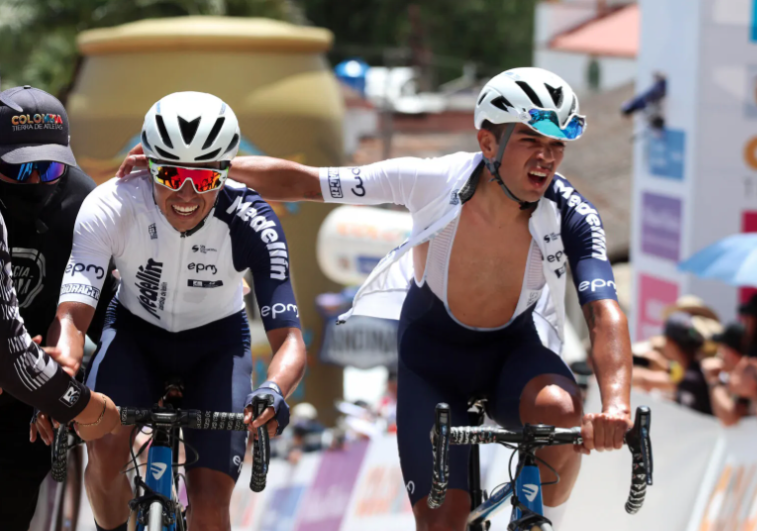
{"left": 0, "top": 179, "right": 61, "bottom": 226}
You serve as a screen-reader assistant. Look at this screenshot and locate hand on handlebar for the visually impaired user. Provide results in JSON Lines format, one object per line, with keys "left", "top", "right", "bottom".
{"left": 244, "top": 405, "right": 279, "bottom": 439}
{"left": 579, "top": 407, "right": 634, "bottom": 455}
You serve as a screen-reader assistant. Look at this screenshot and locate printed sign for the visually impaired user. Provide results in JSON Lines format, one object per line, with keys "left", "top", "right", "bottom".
{"left": 295, "top": 441, "right": 370, "bottom": 531}
{"left": 319, "top": 316, "right": 398, "bottom": 369}
{"left": 641, "top": 192, "right": 682, "bottom": 261}
{"left": 648, "top": 128, "right": 686, "bottom": 180}
{"left": 739, "top": 211, "right": 757, "bottom": 304}
{"left": 637, "top": 274, "right": 679, "bottom": 341}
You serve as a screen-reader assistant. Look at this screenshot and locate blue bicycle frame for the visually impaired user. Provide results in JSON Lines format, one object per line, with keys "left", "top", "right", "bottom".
{"left": 138, "top": 442, "right": 177, "bottom": 531}
{"left": 467, "top": 452, "right": 544, "bottom": 528}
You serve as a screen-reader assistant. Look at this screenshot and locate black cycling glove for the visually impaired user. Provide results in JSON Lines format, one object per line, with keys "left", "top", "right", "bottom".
{"left": 245, "top": 380, "right": 290, "bottom": 435}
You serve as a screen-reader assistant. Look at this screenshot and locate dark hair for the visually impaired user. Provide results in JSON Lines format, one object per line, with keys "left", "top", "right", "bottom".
{"left": 480, "top": 120, "right": 510, "bottom": 141}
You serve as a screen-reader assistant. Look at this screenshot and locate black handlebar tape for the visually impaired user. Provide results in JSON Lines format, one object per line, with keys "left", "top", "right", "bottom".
{"left": 51, "top": 425, "right": 70, "bottom": 482}
{"left": 625, "top": 406, "right": 653, "bottom": 514}
{"left": 250, "top": 394, "right": 274, "bottom": 493}
{"left": 428, "top": 403, "right": 451, "bottom": 509}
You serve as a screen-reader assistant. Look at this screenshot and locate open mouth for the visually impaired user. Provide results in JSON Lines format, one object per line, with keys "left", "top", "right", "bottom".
{"left": 527, "top": 170, "right": 549, "bottom": 188}
{"left": 171, "top": 204, "right": 199, "bottom": 217}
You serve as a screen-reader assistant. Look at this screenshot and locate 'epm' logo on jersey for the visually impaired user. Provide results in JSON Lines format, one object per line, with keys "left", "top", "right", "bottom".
{"left": 226, "top": 196, "right": 290, "bottom": 281}
{"left": 327, "top": 168, "right": 343, "bottom": 199}
{"left": 135, "top": 258, "right": 166, "bottom": 319}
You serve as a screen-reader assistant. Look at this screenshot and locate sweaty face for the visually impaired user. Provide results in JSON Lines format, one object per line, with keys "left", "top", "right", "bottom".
{"left": 152, "top": 161, "right": 223, "bottom": 233}
{"left": 488, "top": 123, "right": 566, "bottom": 203}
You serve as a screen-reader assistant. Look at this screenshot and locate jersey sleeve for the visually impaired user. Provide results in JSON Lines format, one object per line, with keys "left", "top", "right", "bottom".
{"left": 59, "top": 184, "right": 122, "bottom": 308}
{"left": 317, "top": 156, "right": 449, "bottom": 212}
{"left": 546, "top": 176, "right": 618, "bottom": 305}
{"left": 224, "top": 188, "right": 301, "bottom": 331}
{"left": 0, "top": 214, "right": 91, "bottom": 423}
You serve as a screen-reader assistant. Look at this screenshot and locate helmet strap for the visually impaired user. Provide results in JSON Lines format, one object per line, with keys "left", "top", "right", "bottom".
{"left": 483, "top": 123, "right": 538, "bottom": 211}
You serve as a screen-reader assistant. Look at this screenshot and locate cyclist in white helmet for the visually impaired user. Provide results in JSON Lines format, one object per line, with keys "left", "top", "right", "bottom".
{"left": 120, "top": 68, "right": 633, "bottom": 530}
{"left": 50, "top": 92, "right": 306, "bottom": 531}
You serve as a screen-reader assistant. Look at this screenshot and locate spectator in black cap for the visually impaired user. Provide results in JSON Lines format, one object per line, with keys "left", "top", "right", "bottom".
{"left": 0, "top": 83, "right": 117, "bottom": 531}
{"left": 632, "top": 311, "right": 713, "bottom": 415}
{"left": 703, "top": 323, "right": 750, "bottom": 426}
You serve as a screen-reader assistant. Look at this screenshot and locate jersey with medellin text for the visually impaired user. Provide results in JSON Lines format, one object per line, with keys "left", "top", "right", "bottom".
{"left": 0, "top": 166, "right": 117, "bottom": 408}
{"left": 59, "top": 171, "right": 300, "bottom": 333}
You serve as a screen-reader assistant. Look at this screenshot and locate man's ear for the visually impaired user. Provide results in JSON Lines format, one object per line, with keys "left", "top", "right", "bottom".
{"left": 477, "top": 129, "right": 498, "bottom": 159}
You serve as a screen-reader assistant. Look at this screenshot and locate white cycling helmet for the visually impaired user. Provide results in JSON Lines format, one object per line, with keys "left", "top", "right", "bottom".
{"left": 475, "top": 67, "right": 584, "bottom": 141}
{"left": 141, "top": 91, "right": 240, "bottom": 164}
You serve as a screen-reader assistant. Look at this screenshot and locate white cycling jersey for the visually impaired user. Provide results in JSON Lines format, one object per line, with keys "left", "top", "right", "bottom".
{"left": 59, "top": 171, "right": 300, "bottom": 333}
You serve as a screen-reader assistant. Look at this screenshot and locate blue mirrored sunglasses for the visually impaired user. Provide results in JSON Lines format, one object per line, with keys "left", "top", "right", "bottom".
{"left": 0, "top": 160, "right": 67, "bottom": 183}
{"left": 527, "top": 109, "right": 586, "bottom": 141}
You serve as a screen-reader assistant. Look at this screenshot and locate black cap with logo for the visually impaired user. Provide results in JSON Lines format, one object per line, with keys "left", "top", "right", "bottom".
{"left": 0, "top": 85, "right": 76, "bottom": 165}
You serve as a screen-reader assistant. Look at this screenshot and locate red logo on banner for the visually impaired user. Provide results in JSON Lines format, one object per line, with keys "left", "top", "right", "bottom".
{"left": 637, "top": 274, "right": 679, "bottom": 341}
{"left": 740, "top": 211, "right": 757, "bottom": 303}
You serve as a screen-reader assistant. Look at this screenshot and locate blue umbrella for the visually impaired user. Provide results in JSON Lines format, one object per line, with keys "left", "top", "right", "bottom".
{"left": 678, "top": 233, "right": 757, "bottom": 287}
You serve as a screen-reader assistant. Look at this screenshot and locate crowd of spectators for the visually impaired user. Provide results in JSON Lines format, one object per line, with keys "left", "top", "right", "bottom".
{"left": 631, "top": 294, "right": 757, "bottom": 425}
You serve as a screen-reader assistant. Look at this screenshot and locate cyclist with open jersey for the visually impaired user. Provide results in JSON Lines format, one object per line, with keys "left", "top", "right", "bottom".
{"left": 49, "top": 92, "right": 306, "bottom": 531}
{"left": 119, "top": 68, "right": 632, "bottom": 531}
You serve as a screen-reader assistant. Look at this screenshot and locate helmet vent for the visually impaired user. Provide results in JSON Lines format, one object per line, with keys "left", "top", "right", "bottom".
{"left": 515, "top": 81, "right": 544, "bottom": 109}
{"left": 545, "top": 83, "right": 564, "bottom": 107}
{"left": 569, "top": 95, "right": 577, "bottom": 115}
{"left": 155, "top": 146, "right": 180, "bottom": 161}
{"left": 178, "top": 116, "right": 201, "bottom": 146}
{"left": 223, "top": 134, "right": 239, "bottom": 156}
{"left": 141, "top": 131, "right": 153, "bottom": 154}
{"left": 202, "top": 117, "right": 226, "bottom": 150}
{"left": 477, "top": 91, "right": 489, "bottom": 105}
{"left": 491, "top": 96, "right": 514, "bottom": 112}
{"left": 155, "top": 115, "right": 174, "bottom": 149}
{"left": 195, "top": 148, "right": 222, "bottom": 161}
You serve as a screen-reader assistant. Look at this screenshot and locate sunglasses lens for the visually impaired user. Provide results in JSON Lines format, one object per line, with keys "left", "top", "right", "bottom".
{"left": 0, "top": 161, "right": 67, "bottom": 182}
{"left": 150, "top": 161, "right": 226, "bottom": 193}
{"left": 527, "top": 109, "right": 585, "bottom": 140}
{"left": 38, "top": 162, "right": 66, "bottom": 182}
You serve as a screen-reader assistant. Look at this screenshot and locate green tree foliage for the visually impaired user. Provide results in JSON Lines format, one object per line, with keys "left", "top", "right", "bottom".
{"left": 0, "top": 0, "right": 302, "bottom": 95}
{"left": 300, "top": 0, "right": 535, "bottom": 84}
{"left": 0, "top": 0, "right": 534, "bottom": 97}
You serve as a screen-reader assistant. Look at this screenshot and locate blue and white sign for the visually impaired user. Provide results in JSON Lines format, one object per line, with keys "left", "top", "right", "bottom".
{"left": 648, "top": 128, "right": 686, "bottom": 180}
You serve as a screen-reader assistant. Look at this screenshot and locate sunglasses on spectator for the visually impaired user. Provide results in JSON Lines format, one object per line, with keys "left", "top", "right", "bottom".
{"left": 0, "top": 160, "right": 67, "bottom": 183}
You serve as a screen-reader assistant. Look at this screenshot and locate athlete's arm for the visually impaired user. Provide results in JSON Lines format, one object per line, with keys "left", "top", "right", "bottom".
{"left": 225, "top": 189, "right": 306, "bottom": 436}
{"left": 46, "top": 302, "right": 96, "bottom": 379}
{"left": 230, "top": 157, "right": 322, "bottom": 202}
{"left": 582, "top": 299, "right": 633, "bottom": 446}
{"left": 548, "top": 176, "right": 632, "bottom": 452}
{"left": 52, "top": 186, "right": 120, "bottom": 374}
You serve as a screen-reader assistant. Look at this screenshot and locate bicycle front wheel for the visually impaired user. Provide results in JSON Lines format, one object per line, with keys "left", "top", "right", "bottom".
{"left": 148, "top": 501, "right": 163, "bottom": 531}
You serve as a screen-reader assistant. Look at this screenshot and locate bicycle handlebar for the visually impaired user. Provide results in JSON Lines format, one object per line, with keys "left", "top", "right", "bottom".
{"left": 428, "top": 404, "right": 653, "bottom": 515}
{"left": 119, "top": 402, "right": 273, "bottom": 493}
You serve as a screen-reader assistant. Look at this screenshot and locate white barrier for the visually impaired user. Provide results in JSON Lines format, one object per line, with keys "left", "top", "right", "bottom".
{"left": 49, "top": 387, "right": 757, "bottom": 531}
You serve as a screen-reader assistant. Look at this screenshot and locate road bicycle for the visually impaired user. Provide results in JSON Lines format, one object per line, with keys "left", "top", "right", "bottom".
{"left": 52, "top": 380, "right": 273, "bottom": 531}
{"left": 429, "top": 400, "right": 653, "bottom": 531}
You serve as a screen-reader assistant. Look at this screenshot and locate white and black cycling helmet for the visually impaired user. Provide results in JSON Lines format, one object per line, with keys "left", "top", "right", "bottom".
{"left": 141, "top": 91, "right": 240, "bottom": 165}
{"left": 475, "top": 67, "right": 584, "bottom": 140}
{"left": 474, "top": 68, "right": 586, "bottom": 209}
